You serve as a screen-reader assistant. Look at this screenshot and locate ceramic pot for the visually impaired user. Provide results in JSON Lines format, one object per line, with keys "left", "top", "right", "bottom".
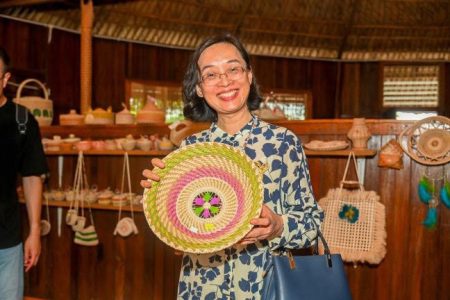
{"left": 347, "top": 118, "right": 371, "bottom": 149}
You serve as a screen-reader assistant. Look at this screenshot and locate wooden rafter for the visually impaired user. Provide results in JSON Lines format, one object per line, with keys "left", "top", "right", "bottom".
{"left": 232, "top": 0, "right": 253, "bottom": 35}
{"left": 106, "top": 6, "right": 234, "bottom": 30}
{"left": 337, "top": 0, "right": 359, "bottom": 59}
{"left": 0, "top": 0, "right": 75, "bottom": 8}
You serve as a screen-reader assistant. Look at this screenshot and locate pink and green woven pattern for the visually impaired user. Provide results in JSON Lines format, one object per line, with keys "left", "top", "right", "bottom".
{"left": 143, "top": 142, "right": 264, "bottom": 253}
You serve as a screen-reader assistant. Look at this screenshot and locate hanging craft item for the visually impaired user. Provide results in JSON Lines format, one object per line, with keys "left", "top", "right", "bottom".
{"left": 440, "top": 173, "right": 450, "bottom": 209}
{"left": 40, "top": 193, "right": 51, "bottom": 236}
{"left": 418, "top": 166, "right": 449, "bottom": 229}
{"left": 378, "top": 139, "right": 404, "bottom": 170}
{"left": 319, "top": 152, "right": 386, "bottom": 264}
{"left": 143, "top": 142, "right": 264, "bottom": 254}
{"left": 114, "top": 152, "right": 139, "bottom": 237}
{"left": 398, "top": 116, "right": 450, "bottom": 166}
{"left": 67, "top": 152, "right": 99, "bottom": 246}
{"left": 65, "top": 153, "right": 83, "bottom": 227}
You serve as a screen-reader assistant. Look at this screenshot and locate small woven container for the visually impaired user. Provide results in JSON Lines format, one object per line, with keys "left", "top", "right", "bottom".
{"left": 143, "top": 142, "right": 264, "bottom": 253}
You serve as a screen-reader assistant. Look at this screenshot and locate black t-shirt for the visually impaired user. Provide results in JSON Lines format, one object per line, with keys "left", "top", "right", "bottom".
{"left": 0, "top": 100, "right": 48, "bottom": 249}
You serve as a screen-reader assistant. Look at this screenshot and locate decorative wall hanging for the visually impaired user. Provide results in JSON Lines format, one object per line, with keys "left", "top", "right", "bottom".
{"left": 143, "top": 142, "right": 264, "bottom": 254}
{"left": 418, "top": 166, "right": 449, "bottom": 230}
{"left": 40, "top": 193, "right": 51, "bottom": 236}
{"left": 378, "top": 139, "right": 404, "bottom": 170}
{"left": 67, "top": 152, "right": 99, "bottom": 246}
{"left": 398, "top": 116, "right": 450, "bottom": 166}
{"left": 319, "top": 152, "right": 386, "bottom": 265}
{"left": 114, "top": 152, "right": 139, "bottom": 237}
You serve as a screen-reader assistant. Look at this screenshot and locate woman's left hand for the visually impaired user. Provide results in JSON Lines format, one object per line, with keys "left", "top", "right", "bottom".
{"left": 239, "top": 205, "right": 284, "bottom": 245}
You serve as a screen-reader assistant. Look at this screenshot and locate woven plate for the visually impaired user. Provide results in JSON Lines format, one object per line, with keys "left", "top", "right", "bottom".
{"left": 143, "top": 142, "right": 264, "bottom": 253}
{"left": 399, "top": 116, "right": 450, "bottom": 166}
{"left": 304, "top": 140, "right": 349, "bottom": 151}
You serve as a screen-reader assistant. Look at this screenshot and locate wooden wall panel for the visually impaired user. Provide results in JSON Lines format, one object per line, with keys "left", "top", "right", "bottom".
{"left": 92, "top": 39, "right": 127, "bottom": 112}
{"left": 26, "top": 121, "right": 449, "bottom": 300}
{"left": 47, "top": 29, "right": 81, "bottom": 118}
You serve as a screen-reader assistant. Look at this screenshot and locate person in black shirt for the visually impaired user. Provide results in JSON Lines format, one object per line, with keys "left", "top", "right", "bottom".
{"left": 0, "top": 47, "right": 48, "bottom": 300}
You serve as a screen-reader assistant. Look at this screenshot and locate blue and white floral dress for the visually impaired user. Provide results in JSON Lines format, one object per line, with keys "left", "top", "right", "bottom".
{"left": 178, "top": 115, "right": 323, "bottom": 300}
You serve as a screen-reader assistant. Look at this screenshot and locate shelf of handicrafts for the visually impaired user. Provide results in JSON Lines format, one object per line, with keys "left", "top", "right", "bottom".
{"left": 20, "top": 198, "right": 143, "bottom": 212}
{"left": 45, "top": 149, "right": 376, "bottom": 157}
{"left": 45, "top": 150, "right": 171, "bottom": 156}
{"left": 304, "top": 149, "right": 377, "bottom": 157}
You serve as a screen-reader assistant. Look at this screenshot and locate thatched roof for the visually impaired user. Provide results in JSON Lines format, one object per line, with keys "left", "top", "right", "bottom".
{"left": 1, "top": 0, "right": 449, "bottom": 61}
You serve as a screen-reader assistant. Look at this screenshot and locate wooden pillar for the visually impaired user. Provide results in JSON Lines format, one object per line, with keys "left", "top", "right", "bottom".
{"left": 80, "top": 0, "right": 93, "bottom": 114}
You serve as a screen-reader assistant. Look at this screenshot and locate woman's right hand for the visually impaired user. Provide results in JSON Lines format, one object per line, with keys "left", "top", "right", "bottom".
{"left": 140, "top": 158, "right": 165, "bottom": 189}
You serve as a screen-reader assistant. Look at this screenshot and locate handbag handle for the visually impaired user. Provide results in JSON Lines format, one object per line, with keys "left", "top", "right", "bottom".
{"left": 274, "top": 131, "right": 333, "bottom": 267}
{"left": 340, "top": 151, "right": 362, "bottom": 187}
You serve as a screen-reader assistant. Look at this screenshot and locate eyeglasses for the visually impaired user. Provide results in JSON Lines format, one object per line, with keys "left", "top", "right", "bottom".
{"left": 200, "top": 66, "right": 247, "bottom": 86}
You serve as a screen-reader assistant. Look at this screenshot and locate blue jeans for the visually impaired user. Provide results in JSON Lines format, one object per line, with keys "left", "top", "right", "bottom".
{"left": 0, "top": 243, "right": 23, "bottom": 300}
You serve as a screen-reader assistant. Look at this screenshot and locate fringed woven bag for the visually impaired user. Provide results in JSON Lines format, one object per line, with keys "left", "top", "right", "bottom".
{"left": 319, "top": 152, "right": 386, "bottom": 264}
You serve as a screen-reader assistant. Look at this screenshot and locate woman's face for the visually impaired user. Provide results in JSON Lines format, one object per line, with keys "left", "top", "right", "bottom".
{"left": 196, "top": 42, "right": 253, "bottom": 119}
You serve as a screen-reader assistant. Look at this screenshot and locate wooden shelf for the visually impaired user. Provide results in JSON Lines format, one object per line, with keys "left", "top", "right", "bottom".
{"left": 45, "top": 150, "right": 171, "bottom": 156}
{"left": 304, "top": 149, "right": 377, "bottom": 157}
{"left": 45, "top": 148, "right": 376, "bottom": 157}
{"left": 21, "top": 198, "right": 143, "bottom": 212}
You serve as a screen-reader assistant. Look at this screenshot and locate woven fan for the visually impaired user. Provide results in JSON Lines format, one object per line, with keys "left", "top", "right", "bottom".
{"left": 398, "top": 116, "right": 450, "bottom": 166}
{"left": 143, "top": 142, "right": 264, "bottom": 253}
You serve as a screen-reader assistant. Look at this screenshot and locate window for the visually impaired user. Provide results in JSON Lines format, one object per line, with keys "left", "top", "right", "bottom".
{"left": 382, "top": 65, "right": 439, "bottom": 120}
{"left": 395, "top": 111, "right": 437, "bottom": 121}
{"left": 126, "top": 80, "right": 184, "bottom": 124}
{"left": 260, "top": 91, "right": 312, "bottom": 120}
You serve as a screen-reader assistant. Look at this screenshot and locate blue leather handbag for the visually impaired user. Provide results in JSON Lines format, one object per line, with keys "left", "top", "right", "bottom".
{"left": 262, "top": 230, "right": 352, "bottom": 300}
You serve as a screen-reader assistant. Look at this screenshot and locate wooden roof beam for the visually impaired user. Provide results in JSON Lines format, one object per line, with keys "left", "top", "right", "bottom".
{"left": 0, "top": 0, "right": 76, "bottom": 8}
{"left": 233, "top": 0, "right": 253, "bottom": 36}
{"left": 337, "top": 0, "right": 359, "bottom": 59}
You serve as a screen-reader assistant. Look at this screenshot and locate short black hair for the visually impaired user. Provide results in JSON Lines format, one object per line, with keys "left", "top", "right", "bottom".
{"left": 0, "top": 47, "right": 10, "bottom": 74}
{"left": 182, "top": 33, "right": 262, "bottom": 122}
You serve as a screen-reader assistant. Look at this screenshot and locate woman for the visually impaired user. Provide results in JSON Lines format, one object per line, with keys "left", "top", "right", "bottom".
{"left": 140, "top": 33, "right": 323, "bottom": 299}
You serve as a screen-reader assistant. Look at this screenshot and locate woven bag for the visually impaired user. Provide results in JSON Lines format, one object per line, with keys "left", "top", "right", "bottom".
{"left": 319, "top": 152, "right": 386, "bottom": 264}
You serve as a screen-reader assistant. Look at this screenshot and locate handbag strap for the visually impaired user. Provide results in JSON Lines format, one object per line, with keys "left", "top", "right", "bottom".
{"left": 271, "top": 131, "right": 332, "bottom": 267}
{"left": 340, "top": 151, "right": 361, "bottom": 187}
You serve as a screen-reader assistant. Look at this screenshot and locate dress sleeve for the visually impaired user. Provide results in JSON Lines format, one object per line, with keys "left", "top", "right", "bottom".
{"left": 269, "top": 130, "right": 324, "bottom": 250}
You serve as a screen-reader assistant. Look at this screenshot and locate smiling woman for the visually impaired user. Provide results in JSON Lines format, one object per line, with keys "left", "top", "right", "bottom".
{"left": 140, "top": 33, "right": 323, "bottom": 299}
